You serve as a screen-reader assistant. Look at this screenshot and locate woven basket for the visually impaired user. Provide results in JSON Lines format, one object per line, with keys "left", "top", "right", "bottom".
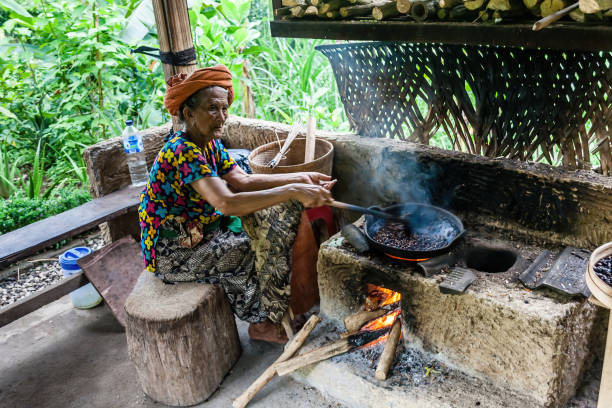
{"left": 248, "top": 138, "right": 334, "bottom": 176}
{"left": 586, "top": 242, "right": 612, "bottom": 309}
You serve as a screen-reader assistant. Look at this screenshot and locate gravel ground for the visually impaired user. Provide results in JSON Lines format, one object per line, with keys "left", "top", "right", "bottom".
{"left": 0, "top": 229, "right": 105, "bottom": 307}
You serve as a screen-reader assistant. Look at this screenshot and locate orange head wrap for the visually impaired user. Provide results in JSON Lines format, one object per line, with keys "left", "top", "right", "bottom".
{"left": 163, "top": 65, "right": 234, "bottom": 117}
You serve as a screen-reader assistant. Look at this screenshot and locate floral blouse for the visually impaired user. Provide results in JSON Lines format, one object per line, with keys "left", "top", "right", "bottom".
{"left": 138, "top": 131, "right": 237, "bottom": 272}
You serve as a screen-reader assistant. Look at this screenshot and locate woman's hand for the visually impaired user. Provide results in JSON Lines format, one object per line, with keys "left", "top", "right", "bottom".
{"left": 299, "top": 172, "right": 331, "bottom": 186}
{"left": 298, "top": 172, "right": 337, "bottom": 191}
{"left": 291, "top": 183, "right": 333, "bottom": 208}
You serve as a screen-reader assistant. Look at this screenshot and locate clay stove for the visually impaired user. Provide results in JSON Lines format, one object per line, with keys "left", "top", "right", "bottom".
{"left": 284, "top": 134, "right": 612, "bottom": 408}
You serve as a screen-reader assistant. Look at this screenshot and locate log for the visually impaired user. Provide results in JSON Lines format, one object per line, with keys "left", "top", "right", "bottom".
{"left": 464, "top": 0, "right": 487, "bottom": 10}
{"left": 374, "top": 319, "right": 402, "bottom": 380}
{"left": 344, "top": 308, "right": 387, "bottom": 332}
{"left": 373, "top": 1, "right": 401, "bottom": 19}
{"left": 232, "top": 315, "right": 322, "bottom": 408}
{"left": 540, "top": 0, "right": 569, "bottom": 16}
{"left": 291, "top": 5, "right": 307, "bottom": 16}
{"left": 579, "top": 0, "right": 612, "bottom": 12}
{"left": 437, "top": 7, "right": 450, "bottom": 16}
{"left": 276, "top": 328, "right": 389, "bottom": 376}
{"left": 487, "top": 0, "right": 523, "bottom": 10}
{"left": 491, "top": 8, "right": 525, "bottom": 19}
{"left": 449, "top": 4, "right": 479, "bottom": 18}
{"left": 325, "top": 10, "right": 341, "bottom": 17}
{"left": 310, "top": 0, "right": 322, "bottom": 5}
{"left": 523, "top": 0, "right": 543, "bottom": 9}
{"left": 532, "top": 2, "right": 578, "bottom": 29}
{"left": 439, "top": 0, "right": 463, "bottom": 6}
{"left": 319, "top": 0, "right": 349, "bottom": 13}
{"left": 304, "top": 5, "right": 320, "bottom": 15}
{"left": 340, "top": 2, "right": 379, "bottom": 16}
{"left": 411, "top": 1, "right": 439, "bottom": 20}
{"left": 397, "top": 0, "right": 413, "bottom": 12}
{"left": 283, "top": 0, "right": 307, "bottom": 5}
{"left": 479, "top": 8, "right": 492, "bottom": 18}
{"left": 125, "top": 272, "right": 241, "bottom": 406}
{"left": 275, "top": 6, "right": 294, "bottom": 16}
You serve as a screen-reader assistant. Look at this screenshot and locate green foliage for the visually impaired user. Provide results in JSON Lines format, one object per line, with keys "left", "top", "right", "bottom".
{"left": 0, "top": 187, "right": 91, "bottom": 234}
{"left": 0, "top": 146, "right": 19, "bottom": 198}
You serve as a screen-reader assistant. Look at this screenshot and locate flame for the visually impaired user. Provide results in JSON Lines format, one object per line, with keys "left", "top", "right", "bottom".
{"left": 365, "top": 284, "right": 402, "bottom": 310}
{"left": 384, "top": 253, "right": 430, "bottom": 262}
{"left": 358, "top": 285, "right": 402, "bottom": 348}
{"left": 360, "top": 309, "right": 401, "bottom": 332}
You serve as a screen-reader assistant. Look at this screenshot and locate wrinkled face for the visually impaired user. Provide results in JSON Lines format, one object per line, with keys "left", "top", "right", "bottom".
{"left": 183, "top": 86, "right": 229, "bottom": 140}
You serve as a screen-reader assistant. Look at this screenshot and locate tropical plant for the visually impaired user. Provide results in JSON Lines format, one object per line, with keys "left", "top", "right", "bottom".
{"left": 20, "top": 140, "right": 61, "bottom": 199}
{"left": 0, "top": 146, "right": 19, "bottom": 199}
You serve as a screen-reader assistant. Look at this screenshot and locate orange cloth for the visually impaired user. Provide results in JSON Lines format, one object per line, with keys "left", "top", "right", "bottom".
{"left": 289, "top": 212, "right": 320, "bottom": 315}
{"left": 163, "top": 65, "right": 234, "bottom": 116}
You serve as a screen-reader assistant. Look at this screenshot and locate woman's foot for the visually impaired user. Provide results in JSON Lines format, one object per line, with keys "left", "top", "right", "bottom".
{"left": 248, "top": 319, "right": 288, "bottom": 344}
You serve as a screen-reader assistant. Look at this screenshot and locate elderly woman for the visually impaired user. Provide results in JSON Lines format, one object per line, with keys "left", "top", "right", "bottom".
{"left": 138, "top": 66, "right": 334, "bottom": 343}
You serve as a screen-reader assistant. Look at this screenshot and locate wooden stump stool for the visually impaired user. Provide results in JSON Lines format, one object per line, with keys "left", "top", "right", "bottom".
{"left": 125, "top": 271, "right": 241, "bottom": 406}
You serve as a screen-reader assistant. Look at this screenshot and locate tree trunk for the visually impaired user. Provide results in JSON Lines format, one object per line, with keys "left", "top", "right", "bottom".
{"left": 125, "top": 272, "right": 241, "bottom": 406}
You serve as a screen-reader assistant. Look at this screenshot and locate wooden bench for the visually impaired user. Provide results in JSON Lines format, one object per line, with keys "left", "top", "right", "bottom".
{"left": 0, "top": 124, "right": 171, "bottom": 328}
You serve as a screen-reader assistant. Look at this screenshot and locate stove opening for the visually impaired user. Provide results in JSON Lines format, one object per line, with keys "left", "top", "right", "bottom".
{"left": 464, "top": 247, "right": 517, "bottom": 273}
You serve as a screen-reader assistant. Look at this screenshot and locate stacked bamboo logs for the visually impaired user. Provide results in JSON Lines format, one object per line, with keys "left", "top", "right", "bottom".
{"left": 276, "top": 0, "right": 610, "bottom": 23}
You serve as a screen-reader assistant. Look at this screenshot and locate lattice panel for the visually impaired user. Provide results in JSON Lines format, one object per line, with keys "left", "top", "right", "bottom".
{"left": 317, "top": 42, "right": 612, "bottom": 175}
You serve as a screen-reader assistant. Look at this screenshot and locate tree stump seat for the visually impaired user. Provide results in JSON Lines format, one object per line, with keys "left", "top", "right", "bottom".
{"left": 125, "top": 271, "right": 241, "bottom": 406}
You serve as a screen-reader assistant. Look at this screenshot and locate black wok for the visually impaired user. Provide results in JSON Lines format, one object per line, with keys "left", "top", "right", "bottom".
{"left": 364, "top": 203, "right": 465, "bottom": 259}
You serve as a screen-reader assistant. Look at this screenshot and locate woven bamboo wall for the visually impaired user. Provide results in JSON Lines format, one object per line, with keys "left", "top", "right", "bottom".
{"left": 317, "top": 42, "right": 612, "bottom": 176}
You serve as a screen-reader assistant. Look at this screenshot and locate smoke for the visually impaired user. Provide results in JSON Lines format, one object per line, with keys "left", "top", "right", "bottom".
{"left": 369, "top": 149, "right": 441, "bottom": 207}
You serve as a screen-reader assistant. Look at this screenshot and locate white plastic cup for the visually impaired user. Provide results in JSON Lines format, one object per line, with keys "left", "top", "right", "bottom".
{"left": 59, "top": 247, "right": 102, "bottom": 309}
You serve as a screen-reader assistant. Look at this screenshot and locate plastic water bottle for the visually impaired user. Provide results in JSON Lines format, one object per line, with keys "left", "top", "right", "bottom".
{"left": 59, "top": 247, "right": 103, "bottom": 309}
{"left": 122, "top": 120, "right": 149, "bottom": 186}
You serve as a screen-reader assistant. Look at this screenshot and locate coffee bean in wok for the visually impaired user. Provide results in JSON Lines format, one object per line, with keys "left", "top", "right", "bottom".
{"left": 373, "top": 222, "right": 448, "bottom": 251}
{"left": 594, "top": 255, "right": 612, "bottom": 287}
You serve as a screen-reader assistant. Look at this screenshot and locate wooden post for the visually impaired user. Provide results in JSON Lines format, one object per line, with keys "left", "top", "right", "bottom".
{"left": 598, "top": 311, "right": 612, "bottom": 407}
{"left": 305, "top": 116, "right": 316, "bottom": 163}
{"left": 152, "top": 0, "right": 197, "bottom": 129}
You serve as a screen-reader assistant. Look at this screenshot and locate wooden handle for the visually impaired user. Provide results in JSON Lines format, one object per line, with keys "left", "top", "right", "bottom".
{"left": 532, "top": 2, "right": 578, "bottom": 31}
{"left": 328, "top": 200, "right": 410, "bottom": 224}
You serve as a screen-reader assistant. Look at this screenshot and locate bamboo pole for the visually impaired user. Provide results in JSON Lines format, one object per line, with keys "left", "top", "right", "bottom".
{"left": 232, "top": 315, "right": 321, "bottom": 408}
{"left": 152, "top": 0, "right": 197, "bottom": 128}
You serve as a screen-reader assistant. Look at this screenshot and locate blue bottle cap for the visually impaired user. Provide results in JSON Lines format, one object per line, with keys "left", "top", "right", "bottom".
{"left": 59, "top": 247, "right": 93, "bottom": 271}
{"left": 125, "top": 120, "right": 133, "bottom": 126}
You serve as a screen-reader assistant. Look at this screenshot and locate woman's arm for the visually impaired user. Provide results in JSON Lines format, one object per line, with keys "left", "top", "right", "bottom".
{"left": 190, "top": 176, "right": 332, "bottom": 217}
{"left": 222, "top": 166, "right": 332, "bottom": 192}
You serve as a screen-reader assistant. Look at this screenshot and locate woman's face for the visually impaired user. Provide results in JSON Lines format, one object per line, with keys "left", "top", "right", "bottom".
{"left": 184, "top": 86, "right": 229, "bottom": 141}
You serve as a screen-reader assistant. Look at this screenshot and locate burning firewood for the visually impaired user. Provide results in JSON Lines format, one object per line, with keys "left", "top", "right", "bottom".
{"left": 344, "top": 309, "right": 387, "bottom": 332}
{"left": 232, "top": 314, "right": 321, "bottom": 408}
{"left": 275, "top": 328, "right": 389, "bottom": 376}
{"left": 374, "top": 318, "right": 402, "bottom": 380}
